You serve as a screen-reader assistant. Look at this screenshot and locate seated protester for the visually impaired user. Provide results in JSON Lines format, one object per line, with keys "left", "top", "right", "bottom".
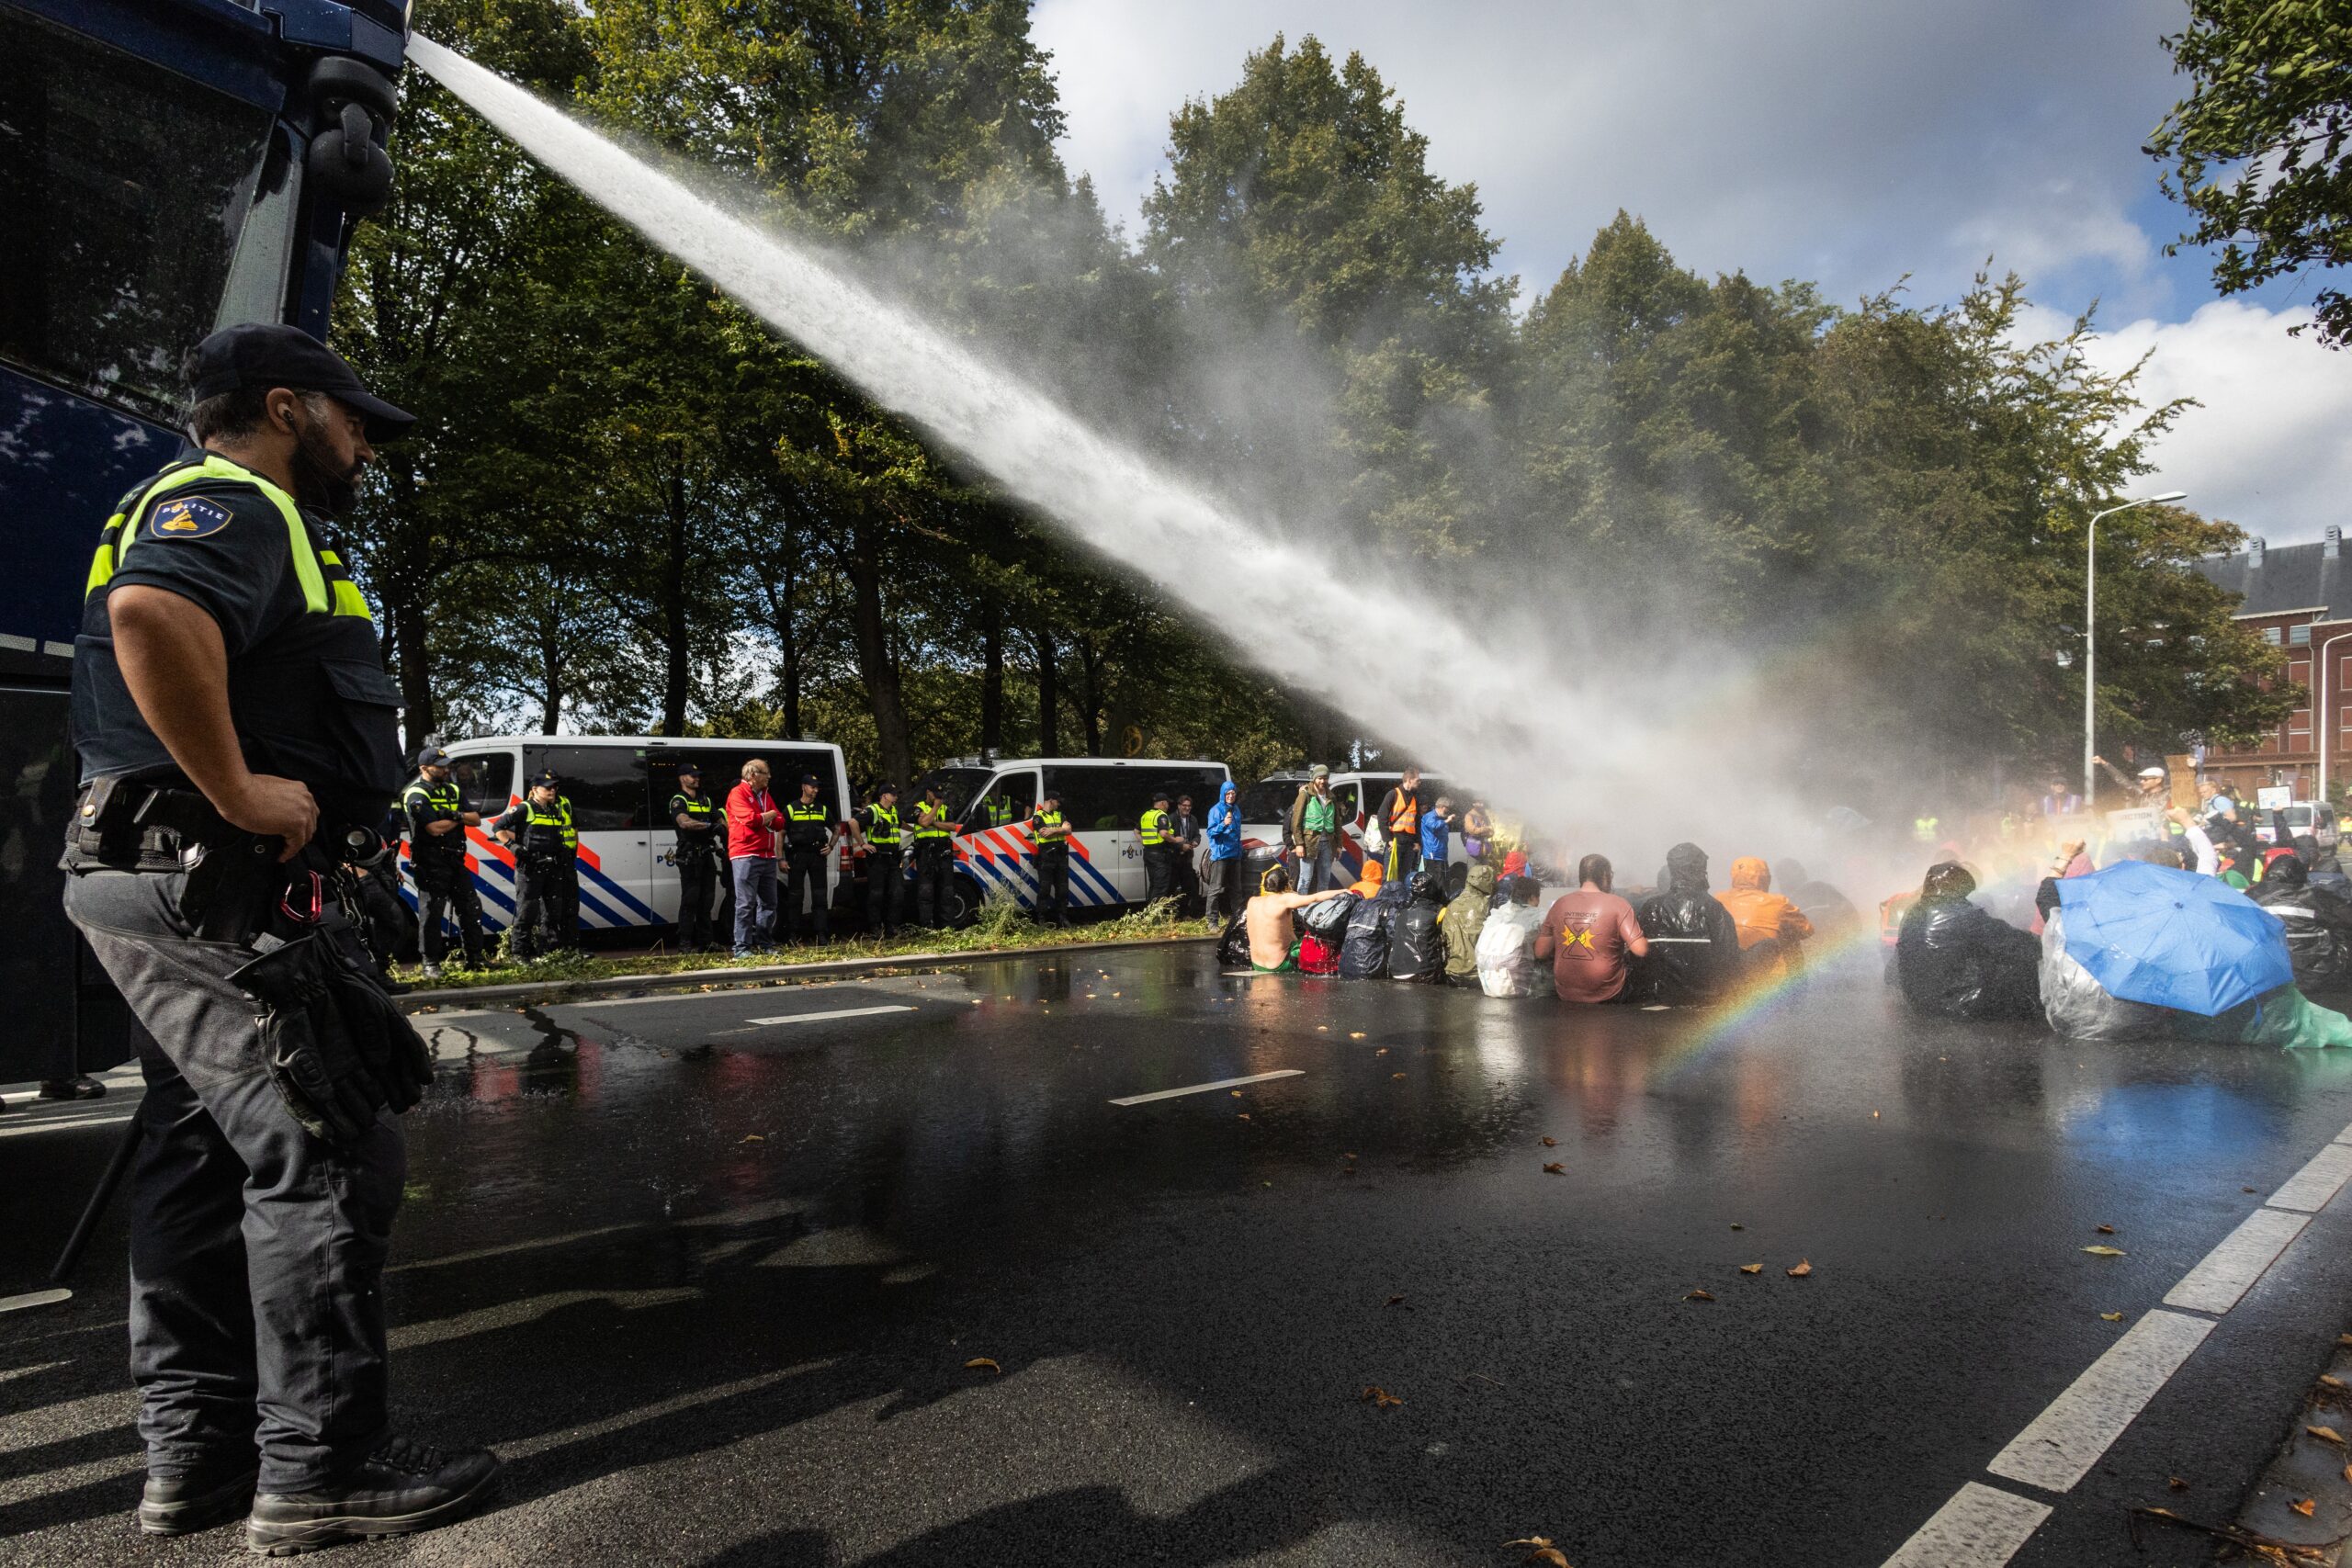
{"left": 2248, "top": 850, "right": 2352, "bottom": 994}
{"left": 1492, "top": 850, "right": 1528, "bottom": 908}
{"left": 1773, "top": 857, "right": 1860, "bottom": 940}
{"left": 1298, "top": 887, "right": 1357, "bottom": 975}
{"left": 1347, "top": 860, "right": 1386, "bottom": 901}
{"left": 1716, "top": 856, "right": 1815, "bottom": 976}
{"left": 1638, "top": 841, "right": 1741, "bottom": 1003}
{"left": 1534, "top": 854, "right": 1650, "bottom": 1004}
{"left": 1340, "top": 873, "right": 1408, "bottom": 978}
{"left": 1242, "top": 863, "right": 1351, "bottom": 973}
{"left": 1442, "top": 862, "right": 1498, "bottom": 987}
{"left": 1476, "top": 877, "right": 1546, "bottom": 997}
{"left": 1387, "top": 869, "right": 1447, "bottom": 981}
{"left": 1895, "top": 861, "right": 2043, "bottom": 1021}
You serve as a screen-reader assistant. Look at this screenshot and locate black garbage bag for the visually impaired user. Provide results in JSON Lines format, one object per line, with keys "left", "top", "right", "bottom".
{"left": 1216, "top": 910, "right": 1251, "bottom": 968}
{"left": 1895, "top": 862, "right": 2042, "bottom": 1021}
{"left": 2249, "top": 852, "right": 2352, "bottom": 993}
{"left": 1340, "top": 883, "right": 1405, "bottom": 978}
{"left": 1302, "top": 889, "right": 1360, "bottom": 940}
{"left": 1387, "top": 870, "right": 1445, "bottom": 981}
{"left": 1637, "top": 842, "right": 1741, "bottom": 1003}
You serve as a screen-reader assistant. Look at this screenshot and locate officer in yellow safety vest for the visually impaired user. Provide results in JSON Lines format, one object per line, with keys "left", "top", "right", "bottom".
{"left": 667, "top": 761, "right": 721, "bottom": 952}
{"left": 1376, "top": 767, "right": 1424, "bottom": 880}
{"left": 1140, "top": 789, "right": 1178, "bottom": 904}
{"left": 492, "top": 771, "right": 577, "bottom": 958}
{"left": 911, "top": 784, "right": 962, "bottom": 928}
{"left": 780, "top": 773, "right": 840, "bottom": 942}
{"left": 1029, "top": 785, "right": 1074, "bottom": 927}
{"left": 403, "top": 745, "right": 486, "bottom": 976}
{"left": 856, "top": 783, "right": 906, "bottom": 937}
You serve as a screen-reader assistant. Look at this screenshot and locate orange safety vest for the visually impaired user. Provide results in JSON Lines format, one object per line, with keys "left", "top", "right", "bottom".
{"left": 1386, "top": 789, "right": 1419, "bottom": 833}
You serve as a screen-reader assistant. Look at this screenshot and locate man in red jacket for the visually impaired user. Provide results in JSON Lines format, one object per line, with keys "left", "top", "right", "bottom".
{"left": 725, "top": 758, "right": 783, "bottom": 955}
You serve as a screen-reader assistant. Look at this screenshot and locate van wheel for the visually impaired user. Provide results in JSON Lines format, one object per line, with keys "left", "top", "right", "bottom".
{"left": 948, "top": 875, "right": 986, "bottom": 929}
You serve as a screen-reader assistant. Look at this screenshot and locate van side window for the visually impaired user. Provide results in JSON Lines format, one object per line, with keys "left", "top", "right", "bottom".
{"left": 449, "top": 751, "right": 514, "bottom": 817}
{"left": 544, "top": 746, "right": 650, "bottom": 830}
{"left": 967, "top": 772, "right": 1036, "bottom": 831}
{"left": 1046, "top": 766, "right": 1149, "bottom": 831}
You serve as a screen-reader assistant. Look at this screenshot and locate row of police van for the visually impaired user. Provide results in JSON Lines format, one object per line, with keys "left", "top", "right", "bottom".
{"left": 402, "top": 735, "right": 1456, "bottom": 940}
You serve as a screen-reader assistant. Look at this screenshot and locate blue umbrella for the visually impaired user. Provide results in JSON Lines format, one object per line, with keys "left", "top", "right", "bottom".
{"left": 2057, "top": 860, "right": 2291, "bottom": 1016}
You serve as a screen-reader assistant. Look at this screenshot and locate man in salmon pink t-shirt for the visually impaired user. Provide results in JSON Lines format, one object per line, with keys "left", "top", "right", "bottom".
{"left": 1534, "top": 853, "right": 1651, "bottom": 1003}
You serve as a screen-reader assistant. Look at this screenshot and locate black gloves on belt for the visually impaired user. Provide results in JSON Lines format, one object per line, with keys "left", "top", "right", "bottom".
{"left": 228, "top": 912, "right": 434, "bottom": 1145}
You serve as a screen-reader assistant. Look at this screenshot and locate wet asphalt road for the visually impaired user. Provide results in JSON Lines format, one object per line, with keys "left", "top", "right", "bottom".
{"left": 6, "top": 944, "right": 2352, "bottom": 1566}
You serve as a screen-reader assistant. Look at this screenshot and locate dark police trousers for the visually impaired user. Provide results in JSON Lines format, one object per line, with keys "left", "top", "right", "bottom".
{"left": 512, "top": 853, "right": 573, "bottom": 956}
{"left": 63, "top": 859, "right": 402, "bottom": 1492}
{"left": 865, "top": 848, "right": 902, "bottom": 934}
{"left": 676, "top": 850, "right": 717, "bottom": 949}
{"left": 783, "top": 850, "right": 830, "bottom": 941}
{"left": 412, "top": 853, "right": 484, "bottom": 966}
{"left": 1034, "top": 848, "right": 1070, "bottom": 924}
{"left": 1144, "top": 845, "right": 1176, "bottom": 904}
{"left": 914, "top": 841, "right": 956, "bottom": 927}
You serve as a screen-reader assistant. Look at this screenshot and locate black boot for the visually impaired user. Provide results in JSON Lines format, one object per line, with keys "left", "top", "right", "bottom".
{"left": 38, "top": 1074, "right": 106, "bottom": 1100}
{"left": 139, "top": 1458, "right": 259, "bottom": 1536}
{"left": 245, "top": 1437, "right": 500, "bottom": 1556}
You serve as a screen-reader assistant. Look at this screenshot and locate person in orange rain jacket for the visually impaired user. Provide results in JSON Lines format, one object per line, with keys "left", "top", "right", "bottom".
{"left": 1348, "top": 860, "right": 1386, "bottom": 900}
{"left": 1718, "top": 856, "right": 1815, "bottom": 976}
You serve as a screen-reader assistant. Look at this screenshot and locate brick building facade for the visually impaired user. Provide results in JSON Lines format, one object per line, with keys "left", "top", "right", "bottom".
{"left": 2194, "top": 526, "right": 2352, "bottom": 801}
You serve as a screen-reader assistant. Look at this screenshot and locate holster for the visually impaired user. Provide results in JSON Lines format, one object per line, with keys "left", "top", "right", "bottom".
{"left": 228, "top": 906, "right": 433, "bottom": 1146}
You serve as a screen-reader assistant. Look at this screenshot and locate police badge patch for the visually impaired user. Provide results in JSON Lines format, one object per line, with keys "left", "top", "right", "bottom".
{"left": 147, "top": 495, "right": 232, "bottom": 539}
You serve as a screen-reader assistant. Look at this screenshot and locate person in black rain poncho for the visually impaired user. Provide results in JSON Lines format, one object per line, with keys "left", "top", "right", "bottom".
{"left": 1896, "top": 861, "right": 2042, "bottom": 1021}
{"left": 1340, "top": 871, "right": 1410, "bottom": 978}
{"left": 2248, "top": 849, "right": 2352, "bottom": 995}
{"left": 1638, "top": 842, "right": 1741, "bottom": 1002}
{"left": 1386, "top": 869, "right": 1445, "bottom": 981}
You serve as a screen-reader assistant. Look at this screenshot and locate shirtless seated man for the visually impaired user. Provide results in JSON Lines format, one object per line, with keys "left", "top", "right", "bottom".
{"left": 1245, "top": 863, "right": 1351, "bottom": 971}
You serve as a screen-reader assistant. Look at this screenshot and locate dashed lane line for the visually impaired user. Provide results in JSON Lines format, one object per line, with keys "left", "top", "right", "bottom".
{"left": 1985, "top": 1310, "right": 2214, "bottom": 1493}
{"left": 743, "top": 1005, "right": 919, "bottom": 1027}
{"left": 2162, "top": 1206, "right": 2312, "bottom": 1315}
{"left": 1109, "top": 1069, "right": 1304, "bottom": 1107}
{"left": 2270, "top": 1141, "right": 2352, "bottom": 1213}
{"left": 1880, "top": 1483, "right": 2052, "bottom": 1568}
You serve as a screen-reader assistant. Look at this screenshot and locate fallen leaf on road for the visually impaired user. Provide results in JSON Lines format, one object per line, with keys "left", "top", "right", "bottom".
{"left": 2320, "top": 1374, "right": 2346, "bottom": 1393}
{"left": 1350, "top": 1031, "right": 1367, "bottom": 1039}
{"left": 1500, "top": 1539, "right": 1554, "bottom": 1551}
{"left": 1230, "top": 1089, "right": 1243, "bottom": 1097}
{"left": 1376, "top": 1047, "right": 1389, "bottom": 1055}
{"left": 1237, "top": 1113, "right": 1251, "bottom": 1122}
{"left": 2101, "top": 1312, "right": 2125, "bottom": 1322}
{"left": 2168, "top": 1476, "right": 2188, "bottom": 1491}
{"left": 1730, "top": 1223, "right": 1745, "bottom": 1231}
{"left": 1871, "top": 1111, "right": 1879, "bottom": 1119}
{"left": 1527, "top": 1552, "right": 1569, "bottom": 1567}
{"left": 965, "top": 1358, "right": 1001, "bottom": 1373}
{"left": 2097, "top": 1224, "right": 2116, "bottom": 1235}
{"left": 1541, "top": 1136, "right": 1558, "bottom": 1147}
{"left": 2082, "top": 1245, "right": 2127, "bottom": 1257}
{"left": 2309, "top": 1426, "right": 2346, "bottom": 1445}
{"left": 2291, "top": 1497, "right": 2316, "bottom": 1517}
{"left": 1542, "top": 1162, "right": 1565, "bottom": 1174}
{"left": 1344, "top": 1152, "right": 1359, "bottom": 1159}
{"left": 1740, "top": 1264, "right": 1763, "bottom": 1275}
{"left": 2245, "top": 1186, "right": 2258, "bottom": 1193}
{"left": 1787, "top": 1259, "right": 1814, "bottom": 1278}
{"left": 1684, "top": 1288, "right": 1715, "bottom": 1302}
{"left": 1386, "top": 1295, "right": 1407, "bottom": 1306}
{"left": 1361, "top": 1385, "right": 1403, "bottom": 1408}
{"left": 1392, "top": 1072, "right": 1407, "bottom": 1080}
{"left": 740, "top": 1134, "right": 764, "bottom": 1144}
{"left": 1317, "top": 1025, "right": 1329, "bottom": 1032}
{"left": 2341, "top": 1334, "right": 2352, "bottom": 1348}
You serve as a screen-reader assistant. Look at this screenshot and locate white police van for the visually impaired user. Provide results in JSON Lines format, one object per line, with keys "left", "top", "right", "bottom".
{"left": 406, "top": 735, "right": 853, "bottom": 942}
{"left": 1235, "top": 770, "right": 1464, "bottom": 886}
{"left": 910, "top": 756, "right": 1232, "bottom": 922}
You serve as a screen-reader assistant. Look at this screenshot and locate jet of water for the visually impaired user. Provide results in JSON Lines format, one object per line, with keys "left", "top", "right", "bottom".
{"left": 406, "top": 37, "right": 1815, "bottom": 864}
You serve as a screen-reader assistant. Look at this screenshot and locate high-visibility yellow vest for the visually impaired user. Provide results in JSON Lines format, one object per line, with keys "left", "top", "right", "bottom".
{"left": 524, "top": 797, "right": 576, "bottom": 852}
{"left": 1386, "top": 790, "right": 1419, "bottom": 833}
{"left": 1032, "top": 807, "right": 1067, "bottom": 849}
{"left": 913, "top": 804, "right": 953, "bottom": 840}
{"left": 85, "top": 454, "right": 373, "bottom": 622}
{"left": 1139, "top": 808, "right": 1169, "bottom": 847}
{"left": 865, "top": 803, "right": 900, "bottom": 847}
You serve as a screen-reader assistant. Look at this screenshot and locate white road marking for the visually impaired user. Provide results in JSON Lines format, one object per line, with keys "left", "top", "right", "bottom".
{"left": 0, "top": 1290, "right": 72, "bottom": 1314}
{"left": 1986, "top": 1309, "right": 2212, "bottom": 1493}
{"left": 2334, "top": 1117, "right": 2352, "bottom": 1145}
{"left": 743, "top": 1005, "right": 918, "bottom": 1026}
{"left": 1109, "top": 1069, "right": 1304, "bottom": 1107}
{"left": 0, "top": 1111, "right": 137, "bottom": 1141}
{"left": 2162, "top": 1206, "right": 2312, "bottom": 1315}
{"left": 1879, "top": 1483, "right": 2051, "bottom": 1568}
{"left": 2267, "top": 1141, "right": 2352, "bottom": 1213}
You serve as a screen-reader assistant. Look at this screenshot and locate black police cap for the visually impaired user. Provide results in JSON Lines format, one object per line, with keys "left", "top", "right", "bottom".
{"left": 675, "top": 760, "right": 702, "bottom": 775}
{"left": 416, "top": 745, "right": 450, "bottom": 768}
{"left": 188, "top": 322, "right": 414, "bottom": 441}
{"left": 531, "top": 770, "right": 561, "bottom": 788}
{"left": 798, "top": 773, "right": 820, "bottom": 787}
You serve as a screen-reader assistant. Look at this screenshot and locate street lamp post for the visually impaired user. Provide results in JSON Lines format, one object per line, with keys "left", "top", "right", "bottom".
{"left": 2084, "top": 491, "right": 2189, "bottom": 806}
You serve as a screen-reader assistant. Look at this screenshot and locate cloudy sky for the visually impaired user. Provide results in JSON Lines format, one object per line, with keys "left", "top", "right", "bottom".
{"left": 1029, "top": 0, "right": 2352, "bottom": 545}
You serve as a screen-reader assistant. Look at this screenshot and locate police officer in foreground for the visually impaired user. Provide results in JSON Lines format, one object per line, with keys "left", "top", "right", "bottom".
{"left": 1140, "top": 789, "right": 1177, "bottom": 904}
{"left": 668, "top": 761, "right": 720, "bottom": 951}
{"left": 60, "top": 323, "right": 497, "bottom": 1549}
{"left": 1028, "top": 785, "right": 1073, "bottom": 927}
{"left": 912, "top": 782, "right": 962, "bottom": 927}
{"left": 856, "top": 782, "right": 905, "bottom": 938}
{"left": 780, "top": 773, "right": 839, "bottom": 942}
{"left": 402, "top": 745, "right": 485, "bottom": 977}
{"left": 492, "top": 772, "right": 575, "bottom": 958}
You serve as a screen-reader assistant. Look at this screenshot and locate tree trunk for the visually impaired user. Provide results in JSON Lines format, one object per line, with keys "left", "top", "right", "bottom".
{"left": 659, "top": 451, "right": 690, "bottom": 737}
{"left": 392, "top": 596, "right": 435, "bottom": 746}
{"left": 538, "top": 610, "right": 563, "bottom": 736}
{"left": 780, "top": 582, "right": 801, "bottom": 739}
{"left": 849, "top": 510, "right": 915, "bottom": 788}
{"left": 979, "top": 590, "right": 1003, "bottom": 760}
{"left": 1030, "top": 620, "right": 1057, "bottom": 756}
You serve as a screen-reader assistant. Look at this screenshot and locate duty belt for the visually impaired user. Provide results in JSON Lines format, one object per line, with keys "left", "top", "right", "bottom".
{"left": 69, "top": 777, "right": 254, "bottom": 872}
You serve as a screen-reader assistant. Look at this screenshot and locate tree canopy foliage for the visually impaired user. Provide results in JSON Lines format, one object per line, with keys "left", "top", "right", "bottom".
{"left": 2150, "top": 0, "right": 2352, "bottom": 344}
{"left": 334, "top": 0, "right": 2293, "bottom": 814}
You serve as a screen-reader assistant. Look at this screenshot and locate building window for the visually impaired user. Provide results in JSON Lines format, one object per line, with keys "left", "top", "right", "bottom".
{"left": 2266, "top": 626, "right": 2284, "bottom": 644}
{"left": 2292, "top": 624, "right": 2313, "bottom": 646}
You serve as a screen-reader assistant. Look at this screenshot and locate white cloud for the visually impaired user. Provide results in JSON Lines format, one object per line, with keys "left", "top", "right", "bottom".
{"left": 2075, "top": 302, "right": 2352, "bottom": 545}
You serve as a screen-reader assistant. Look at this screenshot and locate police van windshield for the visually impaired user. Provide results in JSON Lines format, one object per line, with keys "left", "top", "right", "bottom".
{"left": 912, "top": 767, "right": 994, "bottom": 818}
{"left": 1239, "top": 777, "right": 1303, "bottom": 823}
{"left": 0, "top": 9, "right": 277, "bottom": 422}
